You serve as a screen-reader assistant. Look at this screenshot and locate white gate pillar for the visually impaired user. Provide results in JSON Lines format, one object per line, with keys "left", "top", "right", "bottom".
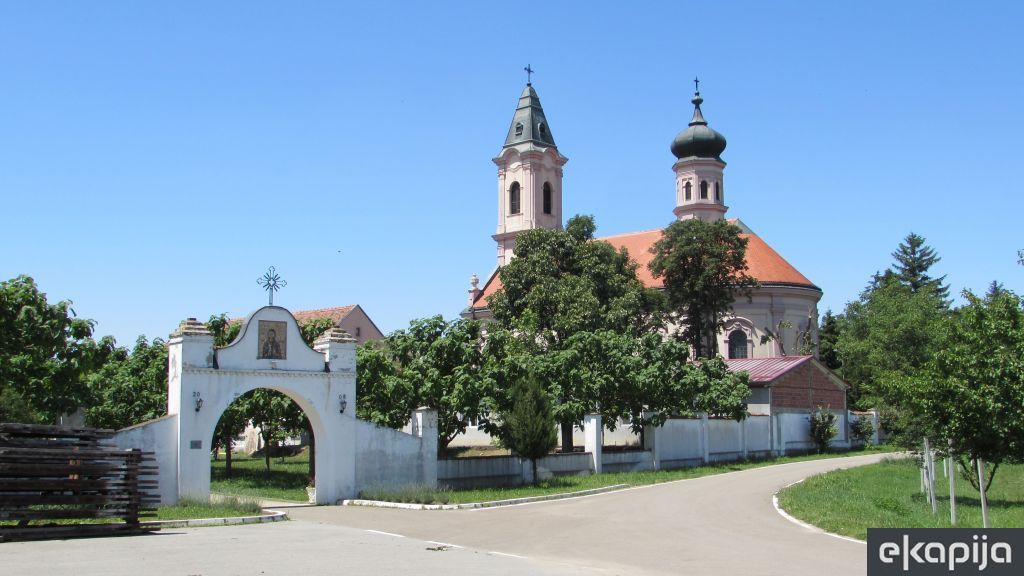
{"left": 584, "top": 414, "right": 602, "bottom": 474}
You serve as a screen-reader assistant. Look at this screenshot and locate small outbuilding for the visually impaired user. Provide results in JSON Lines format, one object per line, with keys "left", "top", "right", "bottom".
{"left": 726, "top": 355, "right": 850, "bottom": 451}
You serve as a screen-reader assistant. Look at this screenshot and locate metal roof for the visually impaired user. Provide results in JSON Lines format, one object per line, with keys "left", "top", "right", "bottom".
{"left": 503, "top": 83, "right": 557, "bottom": 149}
{"left": 724, "top": 355, "right": 813, "bottom": 383}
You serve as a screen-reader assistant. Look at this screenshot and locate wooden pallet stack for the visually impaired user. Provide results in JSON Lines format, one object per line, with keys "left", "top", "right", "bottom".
{"left": 0, "top": 423, "right": 159, "bottom": 542}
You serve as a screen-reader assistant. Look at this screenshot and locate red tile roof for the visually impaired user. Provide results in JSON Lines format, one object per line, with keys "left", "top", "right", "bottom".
{"left": 470, "top": 225, "right": 818, "bottom": 311}
{"left": 724, "top": 355, "right": 813, "bottom": 383}
{"left": 292, "top": 305, "right": 356, "bottom": 324}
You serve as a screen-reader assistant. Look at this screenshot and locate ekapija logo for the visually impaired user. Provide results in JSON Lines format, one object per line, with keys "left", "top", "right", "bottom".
{"left": 868, "top": 529, "right": 1021, "bottom": 575}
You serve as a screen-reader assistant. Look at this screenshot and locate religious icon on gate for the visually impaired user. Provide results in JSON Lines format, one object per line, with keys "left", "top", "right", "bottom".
{"left": 257, "top": 320, "right": 286, "bottom": 360}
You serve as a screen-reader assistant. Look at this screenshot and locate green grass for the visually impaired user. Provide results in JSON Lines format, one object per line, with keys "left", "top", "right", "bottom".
{"left": 777, "top": 457, "right": 1024, "bottom": 540}
{"left": 359, "top": 445, "right": 897, "bottom": 505}
{"left": 1, "top": 497, "right": 263, "bottom": 526}
{"left": 210, "top": 450, "right": 311, "bottom": 502}
{"left": 155, "top": 496, "right": 263, "bottom": 521}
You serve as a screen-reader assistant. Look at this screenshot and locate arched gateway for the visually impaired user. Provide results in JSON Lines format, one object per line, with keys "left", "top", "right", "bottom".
{"left": 113, "top": 306, "right": 437, "bottom": 505}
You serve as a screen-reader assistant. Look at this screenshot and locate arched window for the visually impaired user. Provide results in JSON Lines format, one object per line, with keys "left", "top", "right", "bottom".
{"left": 514, "top": 123, "right": 524, "bottom": 137}
{"left": 714, "top": 182, "right": 721, "bottom": 202}
{"left": 684, "top": 181, "right": 692, "bottom": 201}
{"left": 509, "top": 182, "right": 521, "bottom": 215}
{"left": 728, "top": 330, "right": 748, "bottom": 359}
{"left": 700, "top": 180, "right": 708, "bottom": 199}
{"left": 542, "top": 182, "right": 552, "bottom": 214}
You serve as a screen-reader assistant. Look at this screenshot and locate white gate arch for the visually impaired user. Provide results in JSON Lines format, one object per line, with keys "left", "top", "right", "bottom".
{"left": 168, "top": 306, "right": 356, "bottom": 504}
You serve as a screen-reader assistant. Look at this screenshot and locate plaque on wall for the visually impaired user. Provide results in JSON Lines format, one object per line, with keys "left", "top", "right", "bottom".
{"left": 257, "top": 320, "right": 287, "bottom": 360}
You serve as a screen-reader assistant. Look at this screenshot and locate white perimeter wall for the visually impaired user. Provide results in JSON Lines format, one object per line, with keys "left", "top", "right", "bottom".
{"left": 111, "top": 414, "right": 178, "bottom": 505}
{"left": 356, "top": 415, "right": 437, "bottom": 491}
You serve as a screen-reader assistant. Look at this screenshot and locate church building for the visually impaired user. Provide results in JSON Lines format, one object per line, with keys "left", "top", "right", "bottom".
{"left": 463, "top": 80, "right": 822, "bottom": 359}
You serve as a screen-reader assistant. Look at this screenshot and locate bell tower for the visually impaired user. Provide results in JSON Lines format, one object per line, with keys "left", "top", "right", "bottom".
{"left": 671, "top": 80, "right": 728, "bottom": 221}
{"left": 492, "top": 74, "right": 568, "bottom": 266}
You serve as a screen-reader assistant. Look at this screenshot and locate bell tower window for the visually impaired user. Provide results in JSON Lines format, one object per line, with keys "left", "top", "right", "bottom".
{"left": 728, "top": 330, "right": 748, "bottom": 359}
{"left": 700, "top": 180, "right": 708, "bottom": 199}
{"left": 684, "top": 181, "right": 692, "bottom": 201}
{"left": 514, "top": 123, "right": 524, "bottom": 137}
{"left": 714, "top": 182, "right": 721, "bottom": 202}
{"left": 542, "top": 182, "right": 552, "bottom": 214}
{"left": 509, "top": 182, "right": 521, "bottom": 215}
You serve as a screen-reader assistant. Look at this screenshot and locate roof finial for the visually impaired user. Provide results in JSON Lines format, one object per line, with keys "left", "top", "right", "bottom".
{"left": 524, "top": 64, "right": 534, "bottom": 86}
{"left": 689, "top": 76, "right": 706, "bottom": 126}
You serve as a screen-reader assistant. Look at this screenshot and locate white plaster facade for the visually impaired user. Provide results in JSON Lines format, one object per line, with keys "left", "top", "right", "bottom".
{"left": 113, "top": 306, "right": 438, "bottom": 505}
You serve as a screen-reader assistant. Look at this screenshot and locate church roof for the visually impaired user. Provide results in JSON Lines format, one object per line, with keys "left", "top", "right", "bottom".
{"left": 468, "top": 223, "right": 819, "bottom": 312}
{"left": 503, "top": 83, "right": 557, "bottom": 150}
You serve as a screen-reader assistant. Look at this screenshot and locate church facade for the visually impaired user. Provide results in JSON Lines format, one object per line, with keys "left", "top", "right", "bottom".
{"left": 463, "top": 81, "right": 822, "bottom": 359}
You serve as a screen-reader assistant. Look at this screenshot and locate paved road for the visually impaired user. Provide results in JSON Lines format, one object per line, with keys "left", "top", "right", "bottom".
{"left": 289, "top": 452, "right": 891, "bottom": 575}
{"left": 2, "top": 453, "right": 889, "bottom": 575}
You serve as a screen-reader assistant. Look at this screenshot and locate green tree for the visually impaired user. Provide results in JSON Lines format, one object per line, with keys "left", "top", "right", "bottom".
{"left": 85, "top": 336, "right": 168, "bottom": 430}
{"left": 355, "top": 340, "right": 416, "bottom": 428}
{"left": 503, "top": 369, "right": 557, "bottom": 484}
{"left": 817, "top": 309, "right": 842, "bottom": 371}
{"left": 891, "top": 232, "right": 950, "bottom": 302}
{"left": 921, "top": 288, "right": 1024, "bottom": 493}
{"left": 488, "top": 215, "right": 664, "bottom": 450}
{"left": 212, "top": 401, "right": 248, "bottom": 478}
{"left": 385, "top": 316, "right": 491, "bottom": 453}
{"left": 0, "top": 275, "right": 112, "bottom": 423}
{"left": 837, "top": 274, "right": 949, "bottom": 411}
{"left": 240, "top": 388, "right": 305, "bottom": 473}
{"left": 648, "top": 218, "right": 758, "bottom": 359}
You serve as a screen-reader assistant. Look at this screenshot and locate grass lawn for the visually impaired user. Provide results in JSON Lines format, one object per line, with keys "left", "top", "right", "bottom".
{"left": 1, "top": 497, "right": 263, "bottom": 526}
{"left": 211, "top": 449, "right": 311, "bottom": 502}
{"left": 359, "top": 445, "right": 897, "bottom": 505}
{"left": 777, "top": 456, "right": 1024, "bottom": 540}
{"left": 155, "top": 496, "right": 263, "bottom": 521}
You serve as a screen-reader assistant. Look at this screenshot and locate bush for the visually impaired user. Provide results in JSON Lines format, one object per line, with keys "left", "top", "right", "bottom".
{"left": 809, "top": 407, "right": 838, "bottom": 453}
{"left": 850, "top": 416, "right": 875, "bottom": 447}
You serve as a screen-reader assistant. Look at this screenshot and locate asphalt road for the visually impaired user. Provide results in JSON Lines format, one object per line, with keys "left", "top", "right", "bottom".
{"left": 2, "top": 453, "right": 890, "bottom": 575}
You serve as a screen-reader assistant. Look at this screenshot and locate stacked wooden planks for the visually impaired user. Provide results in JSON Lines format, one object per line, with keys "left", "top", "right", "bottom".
{"left": 0, "top": 423, "right": 159, "bottom": 541}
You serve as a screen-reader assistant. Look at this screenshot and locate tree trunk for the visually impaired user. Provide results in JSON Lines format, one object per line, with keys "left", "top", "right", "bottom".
{"left": 262, "top": 430, "right": 272, "bottom": 474}
{"left": 947, "top": 441, "right": 956, "bottom": 526}
{"left": 225, "top": 432, "right": 233, "bottom": 479}
{"left": 560, "top": 421, "right": 574, "bottom": 453}
{"left": 978, "top": 458, "right": 990, "bottom": 528}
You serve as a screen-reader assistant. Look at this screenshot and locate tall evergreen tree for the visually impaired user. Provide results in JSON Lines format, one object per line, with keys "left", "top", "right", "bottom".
{"left": 817, "top": 309, "right": 842, "bottom": 371}
{"left": 503, "top": 369, "right": 557, "bottom": 485}
{"left": 891, "top": 232, "right": 949, "bottom": 301}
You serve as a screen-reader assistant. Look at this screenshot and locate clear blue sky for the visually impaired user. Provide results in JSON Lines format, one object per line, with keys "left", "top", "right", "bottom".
{"left": 2, "top": 2, "right": 1021, "bottom": 347}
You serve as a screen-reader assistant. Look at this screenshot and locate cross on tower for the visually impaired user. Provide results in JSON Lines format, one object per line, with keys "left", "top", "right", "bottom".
{"left": 257, "top": 266, "right": 287, "bottom": 305}
{"left": 524, "top": 64, "right": 534, "bottom": 85}
{"left": 694, "top": 76, "right": 700, "bottom": 96}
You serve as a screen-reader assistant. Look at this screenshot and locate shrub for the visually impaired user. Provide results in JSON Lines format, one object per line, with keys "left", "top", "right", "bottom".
{"left": 850, "top": 416, "right": 875, "bottom": 447}
{"left": 809, "top": 407, "right": 838, "bottom": 453}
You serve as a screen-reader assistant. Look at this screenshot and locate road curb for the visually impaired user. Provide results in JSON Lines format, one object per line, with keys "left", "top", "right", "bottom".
{"left": 143, "top": 509, "right": 288, "bottom": 529}
{"left": 342, "top": 484, "right": 630, "bottom": 510}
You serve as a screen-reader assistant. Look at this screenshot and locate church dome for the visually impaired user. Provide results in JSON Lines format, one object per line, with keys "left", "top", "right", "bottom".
{"left": 671, "top": 92, "right": 727, "bottom": 160}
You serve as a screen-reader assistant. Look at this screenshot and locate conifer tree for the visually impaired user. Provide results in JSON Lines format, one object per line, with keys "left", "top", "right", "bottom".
{"left": 504, "top": 369, "right": 557, "bottom": 485}
{"left": 891, "top": 232, "right": 949, "bottom": 302}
